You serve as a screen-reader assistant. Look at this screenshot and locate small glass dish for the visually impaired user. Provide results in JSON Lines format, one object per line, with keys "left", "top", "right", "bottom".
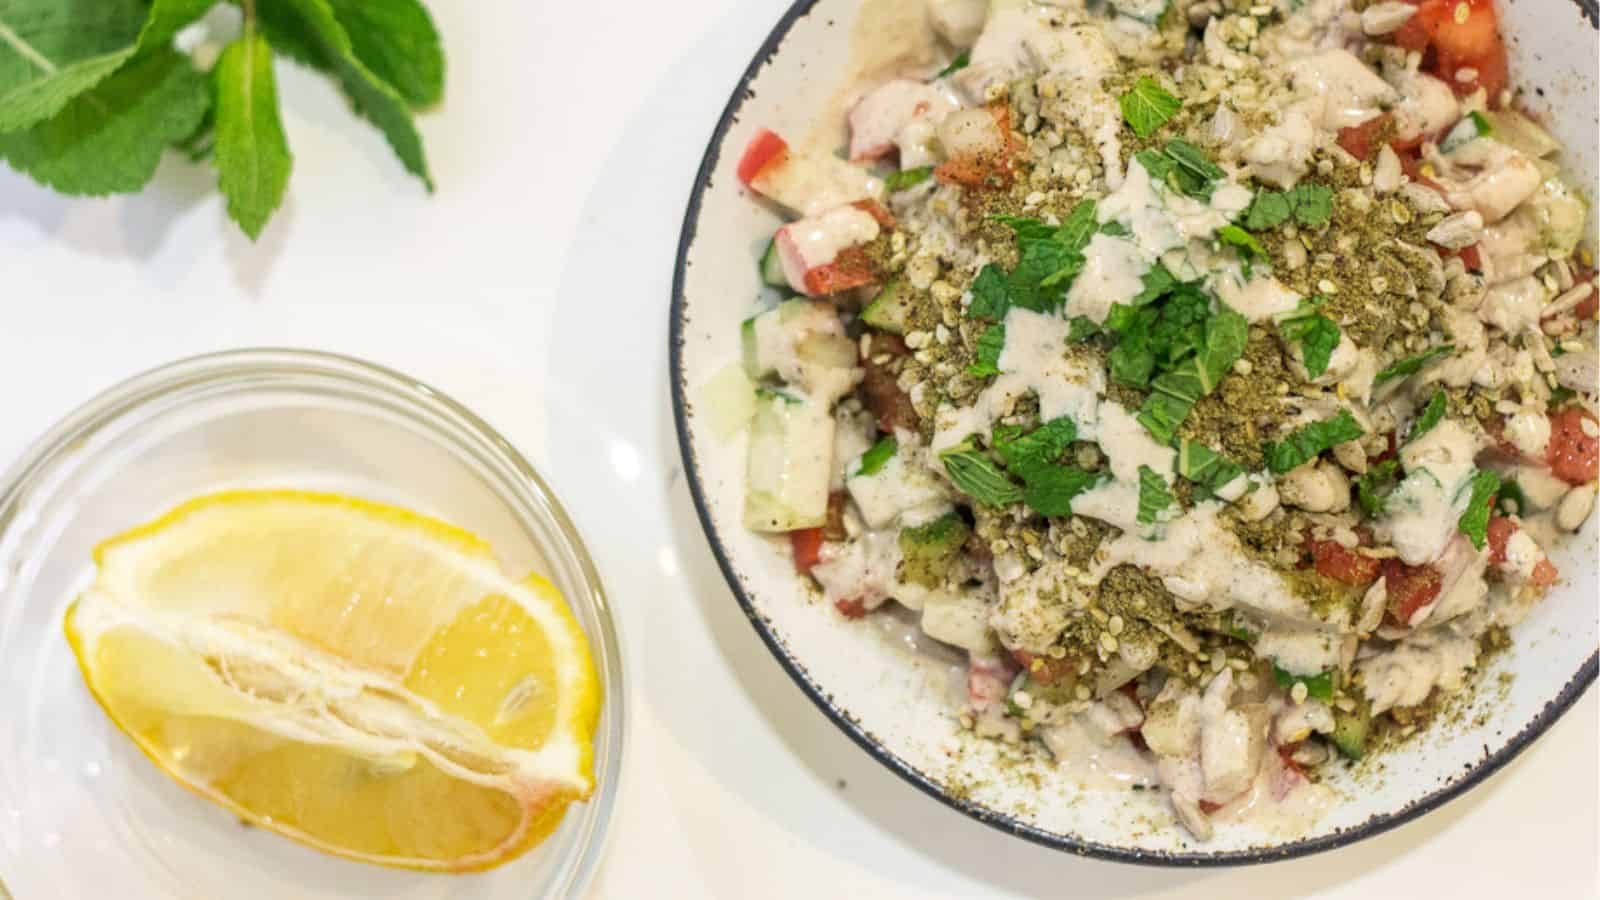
{"left": 0, "top": 349, "right": 625, "bottom": 899}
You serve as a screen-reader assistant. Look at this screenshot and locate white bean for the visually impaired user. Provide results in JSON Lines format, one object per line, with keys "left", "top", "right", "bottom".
{"left": 1556, "top": 483, "right": 1597, "bottom": 532}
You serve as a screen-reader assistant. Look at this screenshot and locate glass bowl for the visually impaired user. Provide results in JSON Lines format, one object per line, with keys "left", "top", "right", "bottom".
{"left": 0, "top": 349, "right": 625, "bottom": 899}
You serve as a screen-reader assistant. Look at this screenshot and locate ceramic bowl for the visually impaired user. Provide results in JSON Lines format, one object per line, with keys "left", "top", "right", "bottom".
{"left": 671, "top": 0, "right": 1598, "bottom": 864}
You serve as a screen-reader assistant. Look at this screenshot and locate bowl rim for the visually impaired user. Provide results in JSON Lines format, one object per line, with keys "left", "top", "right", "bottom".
{"left": 667, "top": 0, "right": 1598, "bottom": 867}
{"left": 0, "top": 347, "right": 626, "bottom": 896}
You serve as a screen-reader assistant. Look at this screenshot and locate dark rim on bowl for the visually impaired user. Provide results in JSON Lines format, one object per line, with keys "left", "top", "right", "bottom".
{"left": 669, "top": 0, "right": 1599, "bottom": 866}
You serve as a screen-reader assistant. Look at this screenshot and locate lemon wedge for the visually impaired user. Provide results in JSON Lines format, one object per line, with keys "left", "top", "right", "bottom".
{"left": 63, "top": 490, "right": 601, "bottom": 873}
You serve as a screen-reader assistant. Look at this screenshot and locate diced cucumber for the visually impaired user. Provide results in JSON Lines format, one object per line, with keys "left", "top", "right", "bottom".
{"left": 1439, "top": 111, "right": 1490, "bottom": 153}
{"left": 1481, "top": 109, "right": 1560, "bottom": 158}
{"left": 898, "top": 511, "right": 970, "bottom": 588}
{"left": 742, "top": 299, "right": 840, "bottom": 381}
{"left": 1330, "top": 695, "right": 1371, "bottom": 760}
{"left": 744, "top": 389, "right": 836, "bottom": 532}
{"left": 759, "top": 237, "right": 790, "bottom": 289}
{"left": 860, "top": 279, "right": 913, "bottom": 335}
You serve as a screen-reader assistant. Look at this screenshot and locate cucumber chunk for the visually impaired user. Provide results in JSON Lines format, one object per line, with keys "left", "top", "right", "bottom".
{"left": 744, "top": 389, "right": 835, "bottom": 532}
{"left": 760, "top": 237, "right": 790, "bottom": 289}
{"left": 898, "top": 511, "right": 970, "bottom": 588}
{"left": 1331, "top": 695, "right": 1371, "bottom": 760}
{"left": 861, "top": 279, "right": 912, "bottom": 335}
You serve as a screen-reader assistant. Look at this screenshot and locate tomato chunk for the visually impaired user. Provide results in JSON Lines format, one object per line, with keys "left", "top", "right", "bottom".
{"left": 1546, "top": 407, "right": 1600, "bottom": 485}
{"left": 851, "top": 199, "right": 897, "bottom": 230}
{"left": 860, "top": 334, "right": 918, "bottom": 432}
{"left": 1382, "top": 559, "right": 1444, "bottom": 626}
{"left": 1571, "top": 269, "right": 1599, "bottom": 320}
{"left": 790, "top": 527, "right": 825, "bottom": 574}
{"left": 1012, "top": 649, "right": 1076, "bottom": 686}
{"left": 1309, "top": 539, "right": 1382, "bottom": 585}
{"left": 1388, "top": 0, "right": 1509, "bottom": 102}
{"left": 1486, "top": 516, "right": 1559, "bottom": 587}
{"left": 737, "top": 129, "right": 790, "bottom": 186}
{"left": 935, "top": 103, "right": 1017, "bottom": 189}
{"left": 1335, "top": 114, "right": 1421, "bottom": 162}
{"left": 835, "top": 597, "right": 868, "bottom": 619}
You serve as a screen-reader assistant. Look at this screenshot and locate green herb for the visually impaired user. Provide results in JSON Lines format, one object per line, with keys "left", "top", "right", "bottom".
{"left": 1457, "top": 468, "right": 1501, "bottom": 549}
{"left": 994, "top": 214, "right": 1059, "bottom": 246}
{"left": 966, "top": 264, "right": 1010, "bottom": 319}
{"left": 1243, "top": 183, "right": 1333, "bottom": 230}
{"left": 1225, "top": 612, "right": 1258, "bottom": 642}
{"left": 934, "top": 49, "right": 971, "bottom": 79}
{"left": 1217, "top": 224, "right": 1266, "bottom": 258}
{"left": 855, "top": 436, "right": 898, "bottom": 477}
{"left": 969, "top": 323, "right": 1006, "bottom": 376}
{"left": 990, "top": 418, "right": 1100, "bottom": 517}
{"left": 885, "top": 166, "right": 933, "bottom": 191}
{"left": 991, "top": 422, "right": 1025, "bottom": 448}
{"left": 0, "top": 0, "right": 444, "bottom": 238}
{"left": 1264, "top": 410, "right": 1365, "bottom": 473}
{"left": 1357, "top": 459, "right": 1400, "bottom": 516}
{"left": 1118, "top": 75, "right": 1182, "bottom": 138}
{"left": 1137, "top": 466, "right": 1175, "bottom": 524}
{"left": 1128, "top": 263, "right": 1177, "bottom": 307}
{"left": 1549, "top": 386, "right": 1577, "bottom": 408}
{"left": 1274, "top": 665, "right": 1335, "bottom": 700}
{"left": 1021, "top": 464, "right": 1101, "bottom": 517}
{"left": 1496, "top": 479, "right": 1527, "bottom": 515}
{"left": 1177, "top": 439, "right": 1245, "bottom": 492}
{"left": 1067, "top": 316, "right": 1101, "bottom": 342}
{"left": 941, "top": 442, "right": 1023, "bottom": 507}
{"left": 1409, "top": 390, "right": 1448, "bottom": 442}
{"left": 1374, "top": 345, "right": 1455, "bottom": 385}
{"left": 995, "top": 417, "right": 1077, "bottom": 475}
{"left": 1137, "top": 305, "right": 1249, "bottom": 445}
{"left": 1056, "top": 199, "right": 1100, "bottom": 251}
{"left": 1277, "top": 296, "right": 1341, "bottom": 379}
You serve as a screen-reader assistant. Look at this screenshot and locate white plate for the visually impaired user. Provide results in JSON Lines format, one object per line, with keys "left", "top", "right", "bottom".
{"left": 671, "top": 0, "right": 1599, "bottom": 864}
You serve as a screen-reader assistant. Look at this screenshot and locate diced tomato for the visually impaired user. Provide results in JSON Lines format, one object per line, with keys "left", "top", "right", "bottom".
{"left": 1199, "top": 799, "right": 1225, "bottom": 815}
{"left": 1571, "top": 269, "right": 1599, "bottom": 320}
{"left": 1388, "top": 0, "right": 1509, "bottom": 103}
{"left": 1397, "top": 147, "right": 1442, "bottom": 191}
{"left": 1486, "top": 516, "right": 1560, "bottom": 587}
{"left": 737, "top": 129, "right": 790, "bottom": 186}
{"left": 1308, "top": 540, "right": 1382, "bottom": 585}
{"left": 1277, "top": 744, "right": 1308, "bottom": 779}
{"left": 851, "top": 199, "right": 897, "bottom": 230}
{"left": 802, "top": 246, "right": 879, "bottom": 296}
{"left": 1381, "top": 559, "right": 1444, "bottom": 626}
{"left": 790, "top": 527, "right": 825, "bottom": 574}
{"left": 1442, "top": 243, "right": 1483, "bottom": 272}
{"left": 835, "top": 597, "right": 868, "bottom": 619}
{"left": 1012, "top": 649, "right": 1076, "bottom": 686}
{"left": 1546, "top": 407, "right": 1600, "bottom": 485}
{"left": 861, "top": 335, "right": 918, "bottom": 432}
{"left": 1335, "top": 114, "right": 1417, "bottom": 161}
{"left": 935, "top": 103, "right": 1017, "bottom": 189}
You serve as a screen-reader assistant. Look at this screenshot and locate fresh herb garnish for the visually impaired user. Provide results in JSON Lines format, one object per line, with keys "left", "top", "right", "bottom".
{"left": 1357, "top": 459, "right": 1401, "bottom": 516}
{"left": 1274, "top": 665, "right": 1335, "bottom": 700}
{"left": 1136, "top": 304, "right": 1249, "bottom": 445}
{"left": 1243, "top": 183, "right": 1334, "bottom": 230}
{"left": 1137, "top": 466, "right": 1175, "bottom": 524}
{"left": 1374, "top": 345, "right": 1455, "bottom": 385}
{"left": 1496, "top": 479, "right": 1526, "bottom": 515}
{"left": 1457, "top": 468, "right": 1501, "bottom": 549}
{"left": 969, "top": 323, "right": 1006, "bottom": 376}
{"left": 885, "top": 166, "right": 933, "bottom": 191}
{"left": 1409, "top": 390, "right": 1448, "bottom": 442}
{"left": 0, "top": 0, "right": 444, "bottom": 239}
{"left": 1177, "top": 439, "right": 1245, "bottom": 493}
{"left": 1021, "top": 465, "right": 1102, "bottom": 517}
{"left": 940, "top": 442, "right": 1023, "bottom": 507}
{"left": 967, "top": 264, "right": 1010, "bottom": 319}
{"left": 1548, "top": 386, "right": 1577, "bottom": 408}
{"left": 1277, "top": 296, "right": 1341, "bottom": 379}
{"left": 1217, "top": 224, "right": 1266, "bottom": 258}
{"left": 934, "top": 49, "right": 971, "bottom": 80}
{"left": 1067, "top": 316, "right": 1102, "bottom": 342}
{"left": 1264, "top": 410, "right": 1365, "bottom": 474}
{"left": 994, "top": 417, "right": 1077, "bottom": 474}
{"left": 1119, "top": 75, "right": 1182, "bottom": 138}
{"left": 855, "top": 436, "right": 898, "bottom": 477}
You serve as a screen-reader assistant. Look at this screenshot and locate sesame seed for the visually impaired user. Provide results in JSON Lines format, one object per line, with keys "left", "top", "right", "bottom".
{"left": 1100, "top": 632, "right": 1119, "bottom": 653}
{"left": 1108, "top": 615, "right": 1125, "bottom": 636}
{"left": 1317, "top": 279, "right": 1338, "bottom": 294}
{"left": 1291, "top": 681, "right": 1309, "bottom": 704}
{"left": 1075, "top": 684, "right": 1092, "bottom": 701}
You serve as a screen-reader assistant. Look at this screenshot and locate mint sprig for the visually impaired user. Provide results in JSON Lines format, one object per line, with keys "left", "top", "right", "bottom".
{"left": 1264, "top": 410, "right": 1365, "bottom": 474}
{"left": 0, "top": 0, "right": 445, "bottom": 238}
{"left": 1119, "top": 75, "right": 1181, "bottom": 138}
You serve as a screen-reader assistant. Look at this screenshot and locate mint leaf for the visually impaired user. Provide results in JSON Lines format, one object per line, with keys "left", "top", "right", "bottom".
{"left": 1357, "top": 459, "right": 1400, "bottom": 516}
{"left": 1274, "top": 665, "right": 1335, "bottom": 700}
{"left": 994, "top": 214, "right": 1057, "bottom": 246}
{"left": 1136, "top": 304, "right": 1247, "bottom": 444}
{"left": 1374, "top": 345, "right": 1454, "bottom": 385}
{"left": 856, "top": 435, "right": 898, "bottom": 477}
{"left": 1288, "top": 183, "right": 1333, "bottom": 227}
{"left": 1129, "top": 262, "right": 1176, "bottom": 307}
{"left": 1243, "top": 191, "right": 1292, "bottom": 230}
{"left": 941, "top": 443, "right": 1023, "bottom": 507}
{"left": 1022, "top": 464, "right": 1101, "bottom": 517}
{"left": 1409, "top": 390, "right": 1447, "bottom": 442}
{"left": 1067, "top": 316, "right": 1101, "bottom": 342}
{"left": 1137, "top": 466, "right": 1175, "bottom": 524}
{"left": 1119, "top": 75, "right": 1181, "bottom": 138}
{"left": 966, "top": 264, "right": 1009, "bottom": 319}
{"left": 1137, "top": 139, "right": 1224, "bottom": 201}
{"left": 1457, "top": 468, "right": 1501, "bottom": 549}
{"left": 214, "top": 32, "right": 292, "bottom": 239}
{"left": 323, "top": 0, "right": 443, "bottom": 106}
{"left": 996, "top": 417, "right": 1077, "bottom": 477}
{"left": 0, "top": 48, "right": 208, "bottom": 195}
{"left": 1496, "top": 479, "right": 1526, "bottom": 516}
{"left": 1177, "top": 439, "right": 1244, "bottom": 492}
{"left": 969, "top": 323, "right": 1005, "bottom": 376}
{"left": 1008, "top": 238, "right": 1073, "bottom": 311}
{"left": 885, "top": 166, "right": 932, "bottom": 191}
{"left": 934, "top": 49, "right": 970, "bottom": 80}
{"left": 1264, "top": 410, "right": 1365, "bottom": 474}
{"left": 1278, "top": 297, "right": 1341, "bottom": 378}
{"left": 267, "top": 0, "right": 432, "bottom": 188}
{"left": 1218, "top": 225, "right": 1265, "bottom": 258}
{"left": 1056, "top": 199, "right": 1099, "bottom": 251}
{"left": 0, "top": 0, "right": 212, "bottom": 132}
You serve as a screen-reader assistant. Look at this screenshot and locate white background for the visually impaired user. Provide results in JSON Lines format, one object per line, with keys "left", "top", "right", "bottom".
{"left": 1, "top": 1, "right": 1595, "bottom": 897}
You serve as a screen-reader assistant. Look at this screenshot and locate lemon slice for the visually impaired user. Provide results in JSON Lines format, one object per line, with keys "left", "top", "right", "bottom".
{"left": 63, "top": 490, "right": 602, "bottom": 873}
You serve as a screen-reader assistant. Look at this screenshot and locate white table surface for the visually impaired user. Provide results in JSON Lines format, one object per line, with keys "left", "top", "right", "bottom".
{"left": 2, "top": 1, "right": 1595, "bottom": 897}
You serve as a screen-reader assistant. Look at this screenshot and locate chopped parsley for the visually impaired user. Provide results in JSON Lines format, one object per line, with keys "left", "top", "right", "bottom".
{"left": 1374, "top": 345, "right": 1455, "bottom": 385}
{"left": 1457, "top": 468, "right": 1501, "bottom": 549}
{"left": 855, "top": 436, "right": 898, "bottom": 477}
{"left": 1137, "top": 466, "right": 1175, "bottom": 524}
{"left": 1118, "top": 76, "right": 1182, "bottom": 138}
{"left": 1277, "top": 296, "right": 1341, "bottom": 379}
{"left": 1264, "top": 410, "right": 1365, "bottom": 474}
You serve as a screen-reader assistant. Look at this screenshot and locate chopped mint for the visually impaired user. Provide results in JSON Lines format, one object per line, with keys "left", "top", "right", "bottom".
{"left": 1243, "top": 183, "right": 1334, "bottom": 230}
{"left": 969, "top": 323, "right": 1006, "bottom": 376}
{"left": 1177, "top": 439, "right": 1245, "bottom": 493}
{"left": 1357, "top": 459, "right": 1401, "bottom": 516}
{"left": 1457, "top": 468, "right": 1501, "bottom": 549}
{"left": 1118, "top": 75, "right": 1182, "bottom": 138}
{"left": 884, "top": 166, "right": 933, "bottom": 191}
{"left": 855, "top": 436, "right": 898, "bottom": 477}
{"left": 1264, "top": 410, "right": 1365, "bottom": 474}
{"left": 1217, "top": 224, "right": 1266, "bottom": 258}
{"left": 966, "top": 264, "right": 1010, "bottom": 319}
{"left": 1137, "top": 466, "right": 1175, "bottom": 524}
{"left": 941, "top": 443, "right": 1023, "bottom": 507}
{"left": 1409, "top": 390, "right": 1448, "bottom": 442}
{"left": 934, "top": 49, "right": 971, "bottom": 80}
{"left": 1137, "top": 305, "right": 1249, "bottom": 445}
{"left": 1277, "top": 296, "right": 1341, "bottom": 379}
{"left": 1274, "top": 665, "right": 1335, "bottom": 700}
{"left": 1374, "top": 345, "right": 1455, "bottom": 385}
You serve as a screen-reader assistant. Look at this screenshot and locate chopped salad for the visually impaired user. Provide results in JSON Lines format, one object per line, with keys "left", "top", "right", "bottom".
{"left": 730, "top": 0, "right": 1595, "bottom": 840}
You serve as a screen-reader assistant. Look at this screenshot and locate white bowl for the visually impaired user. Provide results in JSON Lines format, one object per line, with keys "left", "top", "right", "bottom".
{"left": 671, "top": 0, "right": 1598, "bottom": 864}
